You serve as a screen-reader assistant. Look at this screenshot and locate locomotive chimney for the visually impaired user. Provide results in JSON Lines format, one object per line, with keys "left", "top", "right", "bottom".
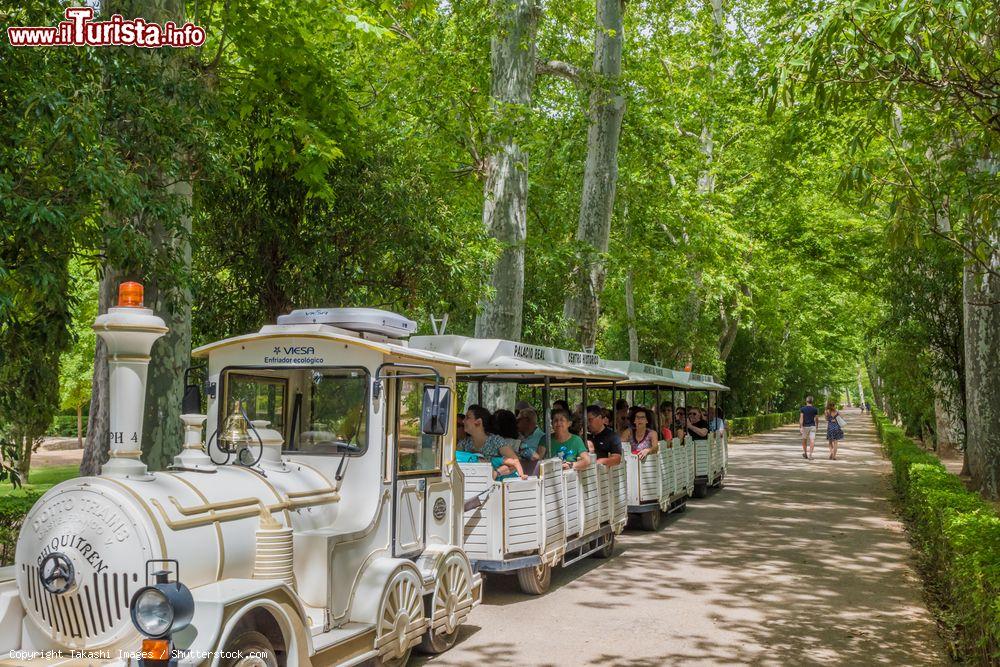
{"left": 92, "top": 282, "right": 167, "bottom": 478}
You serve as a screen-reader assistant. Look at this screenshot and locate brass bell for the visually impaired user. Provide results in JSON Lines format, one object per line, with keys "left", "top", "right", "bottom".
{"left": 219, "top": 400, "right": 252, "bottom": 453}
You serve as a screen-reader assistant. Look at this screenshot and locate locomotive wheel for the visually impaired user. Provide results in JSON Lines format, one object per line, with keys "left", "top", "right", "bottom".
{"left": 640, "top": 508, "right": 661, "bottom": 531}
{"left": 220, "top": 630, "right": 279, "bottom": 667}
{"left": 592, "top": 533, "right": 615, "bottom": 559}
{"left": 374, "top": 569, "right": 425, "bottom": 667}
{"left": 418, "top": 552, "right": 473, "bottom": 654}
{"left": 516, "top": 562, "right": 552, "bottom": 595}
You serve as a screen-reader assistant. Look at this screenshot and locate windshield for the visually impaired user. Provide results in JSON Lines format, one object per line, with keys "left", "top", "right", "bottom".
{"left": 302, "top": 369, "right": 368, "bottom": 453}
{"left": 220, "top": 366, "right": 369, "bottom": 455}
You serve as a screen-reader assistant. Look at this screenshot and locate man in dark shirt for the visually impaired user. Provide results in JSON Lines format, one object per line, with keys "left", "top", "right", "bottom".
{"left": 585, "top": 405, "right": 622, "bottom": 467}
{"left": 686, "top": 407, "right": 710, "bottom": 439}
{"left": 799, "top": 396, "right": 819, "bottom": 459}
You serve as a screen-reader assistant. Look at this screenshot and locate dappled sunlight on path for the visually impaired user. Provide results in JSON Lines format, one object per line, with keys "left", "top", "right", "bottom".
{"left": 416, "top": 407, "right": 948, "bottom": 666}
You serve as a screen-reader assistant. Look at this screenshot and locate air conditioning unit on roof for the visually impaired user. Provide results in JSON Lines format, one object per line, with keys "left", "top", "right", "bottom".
{"left": 276, "top": 308, "right": 417, "bottom": 339}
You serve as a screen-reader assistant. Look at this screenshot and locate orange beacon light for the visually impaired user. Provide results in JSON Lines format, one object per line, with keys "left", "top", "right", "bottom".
{"left": 118, "top": 281, "right": 144, "bottom": 308}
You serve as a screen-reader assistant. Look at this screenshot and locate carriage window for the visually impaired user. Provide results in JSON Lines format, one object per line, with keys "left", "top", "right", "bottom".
{"left": 395, "top": 378, "right": 441, "bottom": 476}
{"left": 225, "top": 374, "right": 287, "bottom": 432}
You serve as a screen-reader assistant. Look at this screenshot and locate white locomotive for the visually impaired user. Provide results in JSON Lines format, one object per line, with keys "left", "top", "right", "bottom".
{"left": 1, "top": 284, "right": 480, "bottom": 666}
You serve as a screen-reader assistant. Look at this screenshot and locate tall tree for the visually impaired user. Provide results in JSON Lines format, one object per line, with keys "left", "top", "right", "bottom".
{"left": 475, "top": 0, "right": 540, "bottom": 344}
{"left": 471, "top": 0, "right": 540, "bottom": 407}
{"left": 82, "top": 0, "right": 200, "bottom": 474}
{"left": 561, "top": 0, "right": 626, "bottom": 349}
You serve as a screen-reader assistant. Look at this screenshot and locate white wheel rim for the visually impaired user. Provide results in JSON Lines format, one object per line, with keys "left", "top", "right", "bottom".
{"left": 378, "top": 572, "right": 423, "bottom": 660}
{"left": 234, "top": 658, "right": 270, "bottom": 667}
{"left": 433, "top": 555, "right": 471, "bottom": 634}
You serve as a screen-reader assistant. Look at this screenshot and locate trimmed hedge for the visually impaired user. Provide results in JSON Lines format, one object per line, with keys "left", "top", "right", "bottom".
{"left": 46, "top": 415, "right": 87, "bottom": 438}
{"left": 0, "top": 493, "right": 41, "bottom": 566}
{"left": 874, "top": 410, "right": 1000, "bottom": 664}
{"left": 728, "top": 410, "right": 798, "bottom": 437}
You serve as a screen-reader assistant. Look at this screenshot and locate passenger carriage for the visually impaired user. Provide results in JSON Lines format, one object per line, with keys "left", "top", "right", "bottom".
{"left": 408, "top": 336, "right": 629, "bottom": 595}
{"left": 0, "top": 289, "right": 481, "bottom": 667}
{"left": 598, "top": 361, "right": 697, "bottom": 530}
{"left": 683, "top": 373, "right": 730, "bottom": 498}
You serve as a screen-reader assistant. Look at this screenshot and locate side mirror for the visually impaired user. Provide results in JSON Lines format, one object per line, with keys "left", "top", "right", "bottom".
{"left": 421, "top": 385, "right": 451, "bottom": 436}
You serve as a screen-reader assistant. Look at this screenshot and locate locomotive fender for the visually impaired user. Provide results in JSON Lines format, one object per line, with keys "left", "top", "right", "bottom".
{"left": 348, "top": 558, "right": 422, "bottom": 626}
{"left": 176, "top": 580, "right": 309, "bottom": 667}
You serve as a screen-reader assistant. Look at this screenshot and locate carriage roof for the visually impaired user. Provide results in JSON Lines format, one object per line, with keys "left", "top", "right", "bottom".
{"left": 191, "top": 323, "right": 470, "bottom": 367}
{"left": 601, "top": 360, "right": 729, "bottom": 391}
{"left": 408, "top": 335, "right": 627, "bottom": 382}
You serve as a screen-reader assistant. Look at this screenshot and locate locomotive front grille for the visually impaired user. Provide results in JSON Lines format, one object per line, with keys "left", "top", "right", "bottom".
{"left": 22, "top": 563, "right": 138, "bottom": 642}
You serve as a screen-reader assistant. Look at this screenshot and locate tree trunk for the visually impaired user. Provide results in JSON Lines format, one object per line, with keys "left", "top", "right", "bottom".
{"left": 472, "top": 0, "right": 539, "bottom": 410}
{"left": 933, "top": 377, "right": 965, "bottom": 456}
{"left": 679, "top": 0, "right": 725, "bottom": 357}
{"left": 625, "top": 270, "right": 638, "bottom": 361}
{"left": 562, "top": 0, "right": 626, "bottom": 349}
{"left": 717, "top": 298, "right": 738, "bottom": 362}
{"left": 856, "top": 366, "right": 866, "bottom": 408}
{"left": 962, "top": 251, "right": 1000, "bottom": 498}
{"left": 142, "top": 181, "right": 193, "bottom": 470}
{"left": 80, "top": 268, "right": 118, "bottom": 476}
{"left": 76, "top": 404, "right": 83, "bottom": 449}
{"left": 16, "top": 433, "right": 32, "bottom": 480}
{"left": 718, "top": 283, "right": 750, "bottom": 362}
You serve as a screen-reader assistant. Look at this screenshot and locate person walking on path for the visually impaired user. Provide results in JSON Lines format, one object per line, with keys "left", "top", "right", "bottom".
{"left": 799, "top": 396, "right": 819, "bottom": 459}
{"left": 825, "top": 401, "right": 845, "bottom": 459}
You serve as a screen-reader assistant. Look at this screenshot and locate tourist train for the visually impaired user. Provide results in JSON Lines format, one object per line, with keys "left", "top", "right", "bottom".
{"left": 0, "top": 284, "right": 727, "bottom": 666}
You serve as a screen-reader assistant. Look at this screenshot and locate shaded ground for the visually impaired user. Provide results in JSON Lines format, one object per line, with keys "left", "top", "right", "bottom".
{"left": 417, "top": 407, "right": 949, "bottom": 666}
{"left": 31, "top": 437, "right": 84, "bottom": 467}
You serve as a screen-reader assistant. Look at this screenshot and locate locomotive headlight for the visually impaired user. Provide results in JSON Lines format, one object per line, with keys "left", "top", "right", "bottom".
{"left": 130, "top": 562, "right": 194, "bottom": 639}
{"left": 132, "top": 588, "right": 174, "bottom": 637}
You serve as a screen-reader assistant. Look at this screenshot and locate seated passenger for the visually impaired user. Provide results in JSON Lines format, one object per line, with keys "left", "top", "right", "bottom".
{"left": 585, "top": 405, "right": 623, "bottom": 467}
{"left": 458, "top": 405, "right": 527, "bottom": 480}
{"left": 516, "top": 408, "right": 546, "bottom": 460}
{"left": 614, "top": 398, "right": 630, "bottom": 433}
{"left": 709, "top": 407, "right": 726, "bottom": 433}
{"left": 686, "top": 407, "right": 710, "bottom": 440}
{"left": 493, "top": 408, "right": 519, "bottom": 448}
{"left": 492, "top": 408, "right": 529, "bottom": 479}
{"left": 570, "top": 403, "right": 585, "bottom": 436}
{"left": 658, "top": 401, "right": 674, "bottom": 440}
{"left": 552, "top": 399, "right": 571, "bottom": 412}
{"left": 456, "top": 413, "right": 466, "bottom": 442}
{"left": 674, "top": 407, "right": 687, "bottom": 440}
{"left": 549, "top": 408, "right": 590, "bottom": 471}
{"left": 619, "top": 406, "right": 636, "bottom": 442}
{"left": 627, "top": 407, "right": 659, "bottom": 461}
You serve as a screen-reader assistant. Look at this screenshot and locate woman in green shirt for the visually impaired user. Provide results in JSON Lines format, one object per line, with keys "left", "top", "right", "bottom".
{"left": 549, "top": 409, "right": 590, "bottom": 471}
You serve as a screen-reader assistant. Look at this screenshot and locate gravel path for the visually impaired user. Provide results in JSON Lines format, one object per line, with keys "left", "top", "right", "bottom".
{"left": 417, "top": 407, "right": 949, "bottom": 666}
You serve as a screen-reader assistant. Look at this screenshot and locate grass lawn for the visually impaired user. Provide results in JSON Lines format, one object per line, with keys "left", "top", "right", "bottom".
{"left": 0, "top": 465, "right": 79, "bottom": 499}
